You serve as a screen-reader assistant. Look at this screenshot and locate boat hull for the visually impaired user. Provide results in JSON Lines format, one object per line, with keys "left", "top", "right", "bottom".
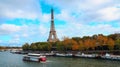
{"left": 23, "top": 54, "right": 46, "bottom": 62}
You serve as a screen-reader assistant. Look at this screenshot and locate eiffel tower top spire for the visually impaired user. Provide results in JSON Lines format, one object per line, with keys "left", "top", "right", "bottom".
{"left": 50, "top": 8, "right": 55, "bottom": 31}
{"left": 47, "top": 8, "right": 59, "bottom": 42}
{"left": 51, "top": 8, "right": 54, "bottom": 20}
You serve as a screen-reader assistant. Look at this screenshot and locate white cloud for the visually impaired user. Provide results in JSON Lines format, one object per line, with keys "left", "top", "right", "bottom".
{"left": 0, "top": 24, "right": 21, "bottom": 35}
{"left": 46, "top": 0, "right": 112, "bottom": 11}
{"left": 9, "top": 34, "right": 20, "bottom": 44}
{"left": 57, "top": 22, "right": 120, "bottom": 39}
{"left": 88, "top": 24, "right": 119, "bottom": 34}
{"left": 0, "top": 23, "right": 49, "bottom": 45}
{"left": 56, "top": 9, "right": 77, "bottom": 24}
{"left": 0, "top": 0, "right": 41, "bottom": 19}
{"left": 4, "top": 9, "right": 39, "bottom": 19}
{"left": 39, "top": 24, "right": 48, "bottom": 35}
{"left": 0, "top": 40, "right": 2, "bottom": 43}
{"left": 46, "top": 0, "right": 120, "bottom": 23}
{"left": 97, "top": 7, "right": 120, "bottom": 21}
{"left": 22, "top": 33, "right": 29, "bottom": 38}
{"left": 40, "top": 14, "right": 51, "bottom": 23}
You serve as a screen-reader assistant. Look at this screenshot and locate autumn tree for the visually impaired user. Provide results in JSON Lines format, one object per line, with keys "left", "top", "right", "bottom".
{"left": 107, "top": 38, "right": 115, "bottom": 50}
{"left": 22, "top": 33, "right": 119, "bottom": 51}
{"left": 62, "top": 37, "right": 72, "bottom": 50}
{"left": 89, "top": 39, "right": 96, "bottom": 50}
{"left": 78, "top": 40, "right": 85, "bottom": 51}
{"left": 71, "top": 39, "right": 79, "bottom": 50}
{"left": 83, "top": 39, "right": 91, "bottom": 50}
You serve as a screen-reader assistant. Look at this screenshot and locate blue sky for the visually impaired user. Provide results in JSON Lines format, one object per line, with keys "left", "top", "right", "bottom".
{"left": 0, "top": 0, "right": 120, "bottom": 46}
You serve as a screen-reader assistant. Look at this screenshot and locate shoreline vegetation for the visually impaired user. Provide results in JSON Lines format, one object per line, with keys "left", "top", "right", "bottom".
{"left": 22, "top": 33, "right": 120, "bottom": 55}
{"left": 0, "top": 46, "right": 21, "bottom": 50}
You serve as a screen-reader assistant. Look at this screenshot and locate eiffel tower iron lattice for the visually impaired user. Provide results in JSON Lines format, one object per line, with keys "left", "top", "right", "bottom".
{"left": 47, "top": 8, "right": 59, "bottom": 42}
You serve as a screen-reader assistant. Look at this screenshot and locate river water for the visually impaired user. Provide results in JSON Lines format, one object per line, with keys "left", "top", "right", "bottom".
{"left": 0, "top": 51, "right": 120, "bottom": 67}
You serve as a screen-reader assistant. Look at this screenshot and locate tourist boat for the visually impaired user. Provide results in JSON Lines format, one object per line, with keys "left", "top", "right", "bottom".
{"left": 23, "top": 53, "right": 46, "bottom": 62}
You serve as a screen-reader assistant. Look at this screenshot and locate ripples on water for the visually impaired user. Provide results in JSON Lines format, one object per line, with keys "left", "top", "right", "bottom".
{"left": 0, "top": 51, "right": 120, "bottom": 67}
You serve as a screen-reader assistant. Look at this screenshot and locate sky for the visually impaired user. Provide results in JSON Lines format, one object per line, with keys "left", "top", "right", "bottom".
{"left": 0, "top": 0, "right": 120, "bottom": 46}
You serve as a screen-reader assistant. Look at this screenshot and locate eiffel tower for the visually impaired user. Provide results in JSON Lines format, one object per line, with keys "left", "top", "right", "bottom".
{"left": 47, "top": 8, "right": 59, "bottom": 42}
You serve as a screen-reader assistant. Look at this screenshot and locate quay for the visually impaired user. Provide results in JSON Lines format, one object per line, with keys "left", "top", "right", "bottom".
{"left": 11, "top": 50, "right": 120, "bottom": 61}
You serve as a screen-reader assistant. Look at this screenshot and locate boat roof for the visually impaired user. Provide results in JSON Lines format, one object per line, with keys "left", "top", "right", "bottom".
{"left": 28, "top": 53, "right": 41, "bottom": 56}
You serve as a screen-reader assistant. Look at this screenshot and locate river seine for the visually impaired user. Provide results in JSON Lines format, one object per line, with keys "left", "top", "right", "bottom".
{"left": 0, "top": 51, "right": 119, "bottom": 67}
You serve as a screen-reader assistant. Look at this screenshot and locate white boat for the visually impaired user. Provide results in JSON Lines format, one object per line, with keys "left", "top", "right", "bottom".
{"left": 56, "top": 53, "right": 66, "bottom": 57}
{"left": 101, "top": 53, "right": 120, "bottom": 61}
{"left": 0, "top": 50, "right": 5, "bottom": 52}
{"left": 23, "top": 53, "right": 46, "bottom": 62}
{"left": 10, "top": 49, "right": 21, "bottom": 54}
{"left": 75, "top": 53, "right": 95, "bottom": 58}
{"left": 55, "top": 53, "right": 73, "bottom": 57}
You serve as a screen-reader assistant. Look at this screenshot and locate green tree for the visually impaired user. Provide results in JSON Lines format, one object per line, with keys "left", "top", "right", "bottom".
{"left": 56, "top": 41, "right": 64, "bottom": 51}
{"left": 30, "top": 43, "right": 37, "bottom": 51}
{"left": 22, "top": 43, "right": 30, "bottom": 50}
{"left": 115, "top": 39, "right": 120, "bottom": 50}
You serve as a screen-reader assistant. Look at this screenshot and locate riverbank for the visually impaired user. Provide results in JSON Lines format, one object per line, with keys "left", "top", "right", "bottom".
{"left": 10, "top": 50, "right": 120, "bottom": 61}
